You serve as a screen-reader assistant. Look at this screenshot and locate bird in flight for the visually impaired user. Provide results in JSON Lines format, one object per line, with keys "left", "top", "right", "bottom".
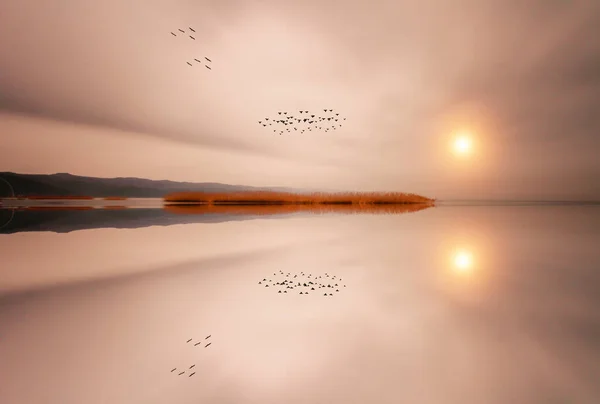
{"left": 169, "top": 27, "right": 212, "bottom": 69}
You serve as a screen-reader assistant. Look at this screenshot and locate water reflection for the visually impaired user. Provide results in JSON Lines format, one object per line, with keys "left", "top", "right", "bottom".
{"left": 0, "top": 202, "right": 431, "bottom": 234}
{"left": 0, "top": 206, "right": 599, "bottom": 404}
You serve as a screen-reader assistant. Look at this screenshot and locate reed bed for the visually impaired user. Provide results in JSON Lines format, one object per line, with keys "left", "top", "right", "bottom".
{"left": 164, "top": 191, "right": 434, "bottom": 205}
{"left": 164, "top": 203, "right": 431, "bottom": 216}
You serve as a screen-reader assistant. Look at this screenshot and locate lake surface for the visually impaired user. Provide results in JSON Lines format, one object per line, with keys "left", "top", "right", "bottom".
{"left": 1, "top": 204, "right": 599, "bottom": 404}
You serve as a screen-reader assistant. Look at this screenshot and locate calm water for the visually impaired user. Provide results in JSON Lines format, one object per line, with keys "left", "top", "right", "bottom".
{"left": 0, "top": 205, "right": 599, "bottom": 404}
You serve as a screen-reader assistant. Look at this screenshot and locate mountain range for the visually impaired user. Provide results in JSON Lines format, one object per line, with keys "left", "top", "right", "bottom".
{"left": 0, "top": 172, "right": 303, "bottom": 198}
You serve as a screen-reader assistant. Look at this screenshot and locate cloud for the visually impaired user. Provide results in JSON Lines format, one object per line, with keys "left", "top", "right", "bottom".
{"left": 0, "top": 0, "right": 599, "bottom": 198}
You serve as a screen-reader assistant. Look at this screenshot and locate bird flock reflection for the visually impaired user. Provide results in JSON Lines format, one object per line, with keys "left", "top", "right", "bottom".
{"left": 259, "top": 270, "right": 346, "bottom": 295}
{"left": 170, "top": 27, "right": 212, "bottom": 70}
{"left": 259, "top": 109, "right": 347, "bottom": 135}
{"left": 169, "top": 335, "right": 212, "bottom": 378}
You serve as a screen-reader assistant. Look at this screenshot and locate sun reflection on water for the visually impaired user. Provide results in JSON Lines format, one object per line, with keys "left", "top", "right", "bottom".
{"left": 452, "top": 249, "right": 474, "bottom": 275}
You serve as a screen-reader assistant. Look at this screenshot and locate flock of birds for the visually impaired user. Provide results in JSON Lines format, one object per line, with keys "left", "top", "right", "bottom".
{"left": 259, "top": 270, "right": 346, "bottom": 296}
{"left": 169, "top": 335, "right": 212, "bottom": 378}
{"left": 165, "top": 271, "right": 345, "bottom": 379}
{"left": 258, "top": 109, "right": 347, "bottom": 135}
{"left": 170, "top": 27, "right": 212, "bottom": 70}
{"left": 170, "top": 25, "right": 348, "bottom": 135}
{"left": 166, "top": 270, "right": 346, "bottom": 377}
{"left": 164, "top": 272, "right": 346, "bottom": 379}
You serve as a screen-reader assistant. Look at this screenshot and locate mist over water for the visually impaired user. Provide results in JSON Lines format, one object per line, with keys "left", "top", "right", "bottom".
{"left": 0, "top": 205, "right": 599, "bottom": 404}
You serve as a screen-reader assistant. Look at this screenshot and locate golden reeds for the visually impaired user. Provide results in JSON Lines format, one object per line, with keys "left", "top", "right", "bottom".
{"left": 164, "top": 191, "right": 434, "bottom": 205}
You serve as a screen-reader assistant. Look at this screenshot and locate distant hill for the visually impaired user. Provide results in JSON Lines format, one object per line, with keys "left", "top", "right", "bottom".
{"left": 0, "top": 172, "right": 304, "bottom": 198}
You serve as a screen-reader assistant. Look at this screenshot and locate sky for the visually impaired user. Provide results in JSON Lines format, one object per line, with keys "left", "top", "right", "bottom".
{"left": 0, "top": 0, "right": 599, "bottom": 200}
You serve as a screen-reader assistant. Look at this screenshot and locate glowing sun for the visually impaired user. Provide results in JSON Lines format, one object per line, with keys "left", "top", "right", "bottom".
{"left": 452, "top": 249, "right": 474, "bottom": 274}
{"left": 452, "top": 132, "right": 473, "bottom": 156}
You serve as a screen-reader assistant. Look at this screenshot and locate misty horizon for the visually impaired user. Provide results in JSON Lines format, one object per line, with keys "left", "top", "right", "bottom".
{"left": 1, "top": 0, "right": 599, "bottom": 200}
{"left": 2, "top": 171, "right": 600, "bottom": 202}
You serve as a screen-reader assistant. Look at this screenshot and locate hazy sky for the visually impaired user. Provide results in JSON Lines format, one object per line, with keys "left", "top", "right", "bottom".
{"left": 1, "top": 0, "right": 599, "bottom": 200}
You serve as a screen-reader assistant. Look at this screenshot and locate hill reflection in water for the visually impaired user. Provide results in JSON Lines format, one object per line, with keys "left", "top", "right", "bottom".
{"left": 0, "top": 203, "right": 432, "bottom": 234}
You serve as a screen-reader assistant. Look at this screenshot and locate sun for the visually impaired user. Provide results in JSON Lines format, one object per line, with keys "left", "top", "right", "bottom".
{"left": 452, "top": 249, "right": 474, "bottom": 274}
{"left": 452, "top": 132, "right": 473, "bottom": 156}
